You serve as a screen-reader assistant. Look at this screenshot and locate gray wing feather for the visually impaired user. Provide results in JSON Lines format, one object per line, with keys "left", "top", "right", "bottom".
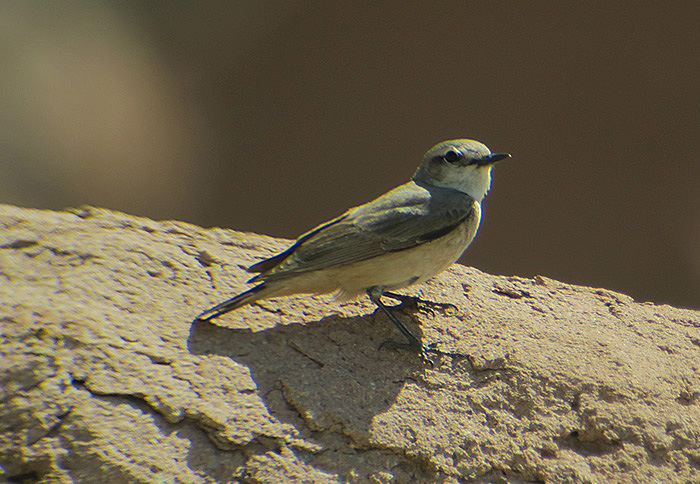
{"left": 249, "top": 181, "right": 475, "bottom": 282}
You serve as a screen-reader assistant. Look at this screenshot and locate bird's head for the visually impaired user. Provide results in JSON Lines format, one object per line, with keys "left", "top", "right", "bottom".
{"left": 413, "top": 139, "right": 510, "bottom": 201}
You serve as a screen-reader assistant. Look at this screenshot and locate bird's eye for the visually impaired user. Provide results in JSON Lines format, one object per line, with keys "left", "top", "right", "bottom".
{"left": 444, "top": 149, "right": 461, "bottom": 163}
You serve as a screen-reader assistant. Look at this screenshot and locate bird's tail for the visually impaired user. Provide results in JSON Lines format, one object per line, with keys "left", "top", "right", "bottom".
{"left": 195, "top": 283, "right": 270, "bottom": 322}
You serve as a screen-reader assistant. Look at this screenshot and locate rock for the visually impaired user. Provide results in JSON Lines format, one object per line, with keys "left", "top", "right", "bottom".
{"left": 1, "top": 204, "right": 699, "bottom": 484}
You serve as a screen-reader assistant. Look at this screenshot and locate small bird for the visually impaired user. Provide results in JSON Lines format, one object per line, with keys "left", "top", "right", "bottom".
{"left": 195, "top": 139, "right": 510, "bottom": 357}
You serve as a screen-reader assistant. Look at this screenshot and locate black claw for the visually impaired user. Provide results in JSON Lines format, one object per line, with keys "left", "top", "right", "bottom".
{"left": 381, "top": 292, "right": 457, "bottom": 312}
{"left": 419, "top": 350, "right": 435, "bottom": 367}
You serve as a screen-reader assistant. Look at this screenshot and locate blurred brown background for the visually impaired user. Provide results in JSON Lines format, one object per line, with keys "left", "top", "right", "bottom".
{"left": 1, "top": 2, "right": 698, "bottom": 309}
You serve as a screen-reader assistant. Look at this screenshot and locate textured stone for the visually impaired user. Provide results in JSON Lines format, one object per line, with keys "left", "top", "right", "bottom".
{"left": 1, "top": 204, "right": 699, "bottom": 483}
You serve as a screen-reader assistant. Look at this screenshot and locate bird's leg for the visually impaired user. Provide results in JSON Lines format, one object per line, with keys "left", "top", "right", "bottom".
{"left": 382, "top": 291, "right": 457, "bottom": 313}
{"left": 371, "top": 289, "right": 471, "bottom": 363}
{"left": 367, "top": 287, "right": 420, "bottom": 347}
{"left": 367, "top": 287, "right": 436, "bottom": 365}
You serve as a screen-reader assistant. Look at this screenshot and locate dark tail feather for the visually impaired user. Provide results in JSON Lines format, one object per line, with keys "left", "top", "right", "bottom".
{"left": 195, "top": 283, "right": 269, "bottom": 322}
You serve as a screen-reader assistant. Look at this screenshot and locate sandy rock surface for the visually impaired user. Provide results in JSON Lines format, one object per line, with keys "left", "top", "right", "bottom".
{"left": 1, "top": 204, "right": 699, "bottom": 484}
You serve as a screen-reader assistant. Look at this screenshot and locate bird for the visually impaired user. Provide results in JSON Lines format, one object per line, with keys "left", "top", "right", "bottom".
{"left": 195, "top": 139, "right": 510, "bottom": 358}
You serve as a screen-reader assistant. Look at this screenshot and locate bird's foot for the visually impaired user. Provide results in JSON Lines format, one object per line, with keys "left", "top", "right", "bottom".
{"left": 422, "top": 341, "right": 470, "bottom": 360}
{"left": 378, "top": 339, "right": 468, "bottom": 367}
{"left": 379, "top": 339, "right": 434, "bottom": 366}
{"left": 382, "top": 292, "right": 457, "bottom": 315}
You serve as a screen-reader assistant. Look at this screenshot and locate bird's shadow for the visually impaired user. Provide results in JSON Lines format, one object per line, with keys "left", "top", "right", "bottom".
{"left": 186, "top": 302, "right": 433, "bottom": 479}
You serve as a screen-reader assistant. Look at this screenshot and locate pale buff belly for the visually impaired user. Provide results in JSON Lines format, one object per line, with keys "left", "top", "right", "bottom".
{"left": 272, "top": 202, "right": 482, "bottom": 300}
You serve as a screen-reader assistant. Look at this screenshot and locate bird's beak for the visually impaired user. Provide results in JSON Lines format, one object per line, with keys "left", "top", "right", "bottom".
{"left": 475, "top": 153, "right": 511, "bottom": 166}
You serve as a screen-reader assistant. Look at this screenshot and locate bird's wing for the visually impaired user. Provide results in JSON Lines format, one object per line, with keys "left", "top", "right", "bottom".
{"left": 248, "top": 181, "right": 476, "bottom": 282}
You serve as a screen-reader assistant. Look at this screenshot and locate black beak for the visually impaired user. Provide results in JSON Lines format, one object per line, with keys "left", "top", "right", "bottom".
{"left": 475, "top": 153, "right": 511, "bottom": 166}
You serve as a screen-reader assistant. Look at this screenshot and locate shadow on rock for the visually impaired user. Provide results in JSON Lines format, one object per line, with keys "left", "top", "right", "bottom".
{"left": 186, "top": 306, "right": 429, "bottom": 478}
